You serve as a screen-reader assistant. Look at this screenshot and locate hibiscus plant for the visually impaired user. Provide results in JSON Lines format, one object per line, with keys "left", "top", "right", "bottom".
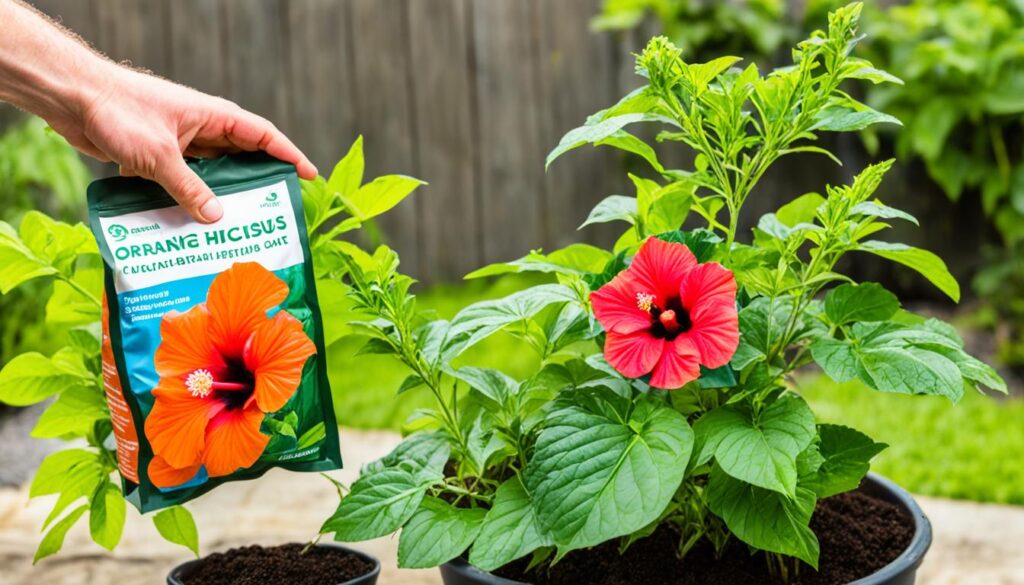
{"left": 320, "top": 3, "right": 1005, "bottom": 581}
{"left": 0, "top": 136, "right": 422, "bottom": 562}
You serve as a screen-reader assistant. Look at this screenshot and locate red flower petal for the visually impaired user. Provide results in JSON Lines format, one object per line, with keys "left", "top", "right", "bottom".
{"left": 629, "top": 238, "right": 697, "bottom": 302}
{"left": 649, "top": 336, "right": 701, "bottom": 389}
{"left": 681, "top": 263, "right": 739, "bottom": 368}
{"left": 591, "top": 271, "right": 652, "bottom": 335}
{"left": 604, "top": 329, "right": 664, "bottom": 379}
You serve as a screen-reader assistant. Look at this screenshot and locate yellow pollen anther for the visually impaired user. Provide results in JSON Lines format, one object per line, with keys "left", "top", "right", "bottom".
{"left": 186, "top": 369, "right": 214, "bottom": 398}
{"left": 636, "top": 292, "right": 655, "bottom": 312}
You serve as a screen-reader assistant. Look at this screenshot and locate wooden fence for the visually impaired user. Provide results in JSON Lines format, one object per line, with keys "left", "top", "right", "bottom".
{"left": 23, "top": 0, "right": 993, "bottom": 292}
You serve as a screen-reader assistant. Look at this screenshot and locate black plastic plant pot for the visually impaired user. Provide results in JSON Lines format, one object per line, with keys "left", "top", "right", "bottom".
{"left": 439, "top": 473, "right": 932, "bottom": 585}
{"left": 166, "top": 543, "right": 381, "bottom": 585}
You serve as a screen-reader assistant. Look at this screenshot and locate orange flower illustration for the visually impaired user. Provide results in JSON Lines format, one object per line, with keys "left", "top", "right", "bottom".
{"left": 144, "top": 262, "right": 316, "bottom": 488}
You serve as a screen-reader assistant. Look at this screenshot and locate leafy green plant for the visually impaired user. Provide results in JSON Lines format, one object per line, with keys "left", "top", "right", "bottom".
{"left": 0, "top": 116, "right": 93, "bottom": 363}
{"left": 592, "top": 0, "right": 793, "bottom": 60}
{"left": 319, "top": 5, "right": 1003, "bottom": 580}
{"left": 858, "top": 0, "right": 1024, "bottom": 365}
{"left": 0, "top": 137, "right": 422, "bottom": 562}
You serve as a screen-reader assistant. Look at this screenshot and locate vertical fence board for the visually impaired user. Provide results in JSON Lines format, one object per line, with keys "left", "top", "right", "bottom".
{"left": 93, "top": 0, "right": 172, "bottom": 77}
{"left": 471, "top": 0, "right": 547, "bottom": 263}
{"left": 168, "top": 0, "right": 228, "bottom": 98}
{"left": 221, "top": 0, "right": 290, "bottom": 129}
{"left": 533, "top": 0, "right": 626, "bottom": 250}
{"left": 286, "top": 0, "right": 357, "bottom": 171}
{"left": 346, "top": 0, "right": 419, "bottom": 276}
{"left": 407, "top": 0, "right": 479, "bottom": 280}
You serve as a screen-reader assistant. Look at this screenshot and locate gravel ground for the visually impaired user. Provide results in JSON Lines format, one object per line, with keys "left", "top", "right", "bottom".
{"left": 0, "top": 429, "right": 1021, "bottom": 585}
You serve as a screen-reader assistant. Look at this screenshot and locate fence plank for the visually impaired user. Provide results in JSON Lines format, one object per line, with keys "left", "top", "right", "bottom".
{"left": 168, "top": 0, "right": 228, "bottom": 98}
{"left": 92, "top": 0, "right": 172, "bottom": 77}
{"left": 533, "top": 0, "right": 627, "bottom": 250}
{"left": 407, "top": 0, "right": 480, "bottom": 280}
{"left": 221, "top": 0, "right": 290, "bottom": 130}
{"left": 285, "top": 0, "right": 357, "bottom": 170}
{"left": 347, "top": 0, "right": 420, "bottom": 277}
{"left": 471, "top": 0, "right": 547, "bottom": 263}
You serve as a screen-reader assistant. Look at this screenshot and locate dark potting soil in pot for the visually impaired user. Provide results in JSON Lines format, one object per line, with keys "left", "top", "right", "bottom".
{"left": 181, "top": 543, "right": 374, "bottom": 585}
{"left": 495, "top": 488, "right": 913, "bottom": 585}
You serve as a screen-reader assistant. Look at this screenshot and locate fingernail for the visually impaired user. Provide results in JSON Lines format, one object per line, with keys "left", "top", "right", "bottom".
{"left": 200, "top": 198, "right": 223, "bottom": 223}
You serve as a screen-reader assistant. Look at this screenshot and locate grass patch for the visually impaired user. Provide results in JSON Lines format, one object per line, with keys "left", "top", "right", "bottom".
{"left": 326, "top": 279, "right": 1024, "bottom": 505}
{"left": 798, "top": 374, "right": 1024, "bottom": 505}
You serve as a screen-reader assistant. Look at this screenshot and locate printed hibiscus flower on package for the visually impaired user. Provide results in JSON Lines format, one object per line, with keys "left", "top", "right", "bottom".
{"left": 320, "top": 4, "right": 1007, "bottom": 583}
{"left": 146, "top": 262, "right": 316, "bottom": 487}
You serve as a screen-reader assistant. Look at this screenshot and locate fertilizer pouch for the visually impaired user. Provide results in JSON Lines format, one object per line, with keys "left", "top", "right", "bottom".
{"left": 88, "top": 153, "right": 341, "bottom": 513}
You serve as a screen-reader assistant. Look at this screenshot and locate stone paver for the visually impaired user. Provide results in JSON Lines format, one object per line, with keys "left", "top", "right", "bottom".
{"left": 0, "top": 429, "right": 1022, "bottom": 585}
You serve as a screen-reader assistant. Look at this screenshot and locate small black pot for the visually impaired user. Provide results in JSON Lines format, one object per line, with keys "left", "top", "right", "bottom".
{"left": 166, "top": 543, "right": 381, "bottom": 585}
{"left": 440, "top": 473, "right": 932, "bottom": 585}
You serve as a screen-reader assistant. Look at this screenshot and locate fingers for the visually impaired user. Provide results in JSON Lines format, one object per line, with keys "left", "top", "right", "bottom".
{"left": 151, "top": 150, "right": 223, "bottom": 223}
{"left": 225, "top": 110, "right": 318, "bottom": 179}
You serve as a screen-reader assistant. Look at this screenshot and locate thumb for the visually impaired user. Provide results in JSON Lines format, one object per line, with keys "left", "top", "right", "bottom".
{"left": 152, "top": 154, "right": 223, "bottom": 223}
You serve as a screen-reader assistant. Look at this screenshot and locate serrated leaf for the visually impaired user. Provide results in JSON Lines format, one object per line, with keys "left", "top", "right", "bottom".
{"left": 469, "top": 477, "right": 553, "bottom": 571}
{"left": 323, "top": 439, "right": 449, "bottom": 541}
{"left": 804, "top": 425, "right": 886, "bottom": 499}
{"left": 153, "top": 506, "right": 200, "bottom": 557}
{"left": 706, "top": 467, "right": 819, "bottom": 568}
{"left": 453, "top": 367, "right": 519, "bottom": 406}
{"left": 694, "top": 395, "right": 816, "bottom": 495}
{"left": 526, "top": 397, "right": 693, "bottom": 553}
{"left": 398, "top": 497, "right": 487, "bottom": 569}
{"left": 824, "top": 283, "right": 900, "bottom": 325}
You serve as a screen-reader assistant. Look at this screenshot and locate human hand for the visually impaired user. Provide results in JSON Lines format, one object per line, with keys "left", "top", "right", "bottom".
{"left": 52, "top": 64, "right": 317, "bottom": 223}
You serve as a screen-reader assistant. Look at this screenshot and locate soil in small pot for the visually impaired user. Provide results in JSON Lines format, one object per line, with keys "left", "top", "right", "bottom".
{"left": 180, "top": 543, "right": 374, "bottom": 585}
{"left": 495, "top": 487, "right": 913, "bottom": 585}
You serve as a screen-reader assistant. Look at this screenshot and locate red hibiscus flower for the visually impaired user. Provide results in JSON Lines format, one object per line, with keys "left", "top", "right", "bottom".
{"left": 590, "top": 238, "right": 739, "bottom": 389}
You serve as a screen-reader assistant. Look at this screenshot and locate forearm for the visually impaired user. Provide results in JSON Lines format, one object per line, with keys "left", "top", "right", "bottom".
{"left": 0, "top": 0, "right": 117, "bottom": 127}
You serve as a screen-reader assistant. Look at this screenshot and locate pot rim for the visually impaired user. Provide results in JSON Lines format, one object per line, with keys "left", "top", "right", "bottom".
{"left": 443, "top": 471, "right": 932, "bottom": 585}
{"left": 166, "top": 542, "right": 382, "bottom": 585}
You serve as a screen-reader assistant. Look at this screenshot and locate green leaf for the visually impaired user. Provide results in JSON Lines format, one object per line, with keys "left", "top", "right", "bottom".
{"left": 579, "top": 195, "right": 637, "bottom": 229}
{"left": 804, "top": 425, "right": 886, "bottom": 499}
{"left": 824, "top": 283, "right": 900, "bottom": 325}
{"left": 30, "top": 449, "right": 102, "bottom": 498}
{"left": 694, "top": 395, "right": 816, "bottom": 495}
{"left": 89, "top": 482, "right": 126, "bottom": 551}
{"left": 653, "top": 228, "right": 722, "bottom": 263}
{"left": 0, "top": 220, "right": 57, "bottom": 293}
{"left": 343, "top": 175, "right": 425, "bottom": 222}
{"left": 327, "top": 135, "right": 365, "bottom": 200}
{"left": 776, "top": 193, "right": 825, "bottom": 226}
{"left": 323, "top": 439, "right": 449, "bottom": 541}
{"left": 46, "top": 267, "right": 102, "bottom": 325}
{"left": 685, "top": 56, "right": 743, "bottom": 91}
{"left": 0, "top": 349, "right": 94, "bottom": 406}
{"left": 153, "top": 506, "right": 200, "bottom": 557}
{"left": 526, "top": 397, "right": 693, "bottom": 552}
{"left": 445, "top": 285, "right": 580, "bottom": 358}
{"left": 297, "top": 422, "right": 328, "bottom": 450}
{"left": 850, "top": 201, "right": 919, "bottom": 226}
{"left": 470, "top": 477, "right": 553, "bottom": 571}
{"left": 857, "top": 241, "right": 960, "bottom": 302}
{"left": 31, "top": 386, "right": 108, "bottom": 438}
{"left": 812, "top": 104, "right": 902, "bottom": 132}
{"left": 19, "top": 212, "right": 96, "bottom": 274}
{"left": 595, "top": 132, "right": 664, "bottom": 173}
{"left": 398, "top": 497, "right": 487, "bottom": 569}
{"left": 34, "top": 504, "right": 88, "bottom": 564}
{"left": 465, "top": 245, "right": 611, "bottom": 279}
{"left": 706, "top": 467, "right": 819, "bottom": 568}
{"left": 546, "top": 113, "right": 665, "bottom": 169}
{"left": 453, "top": 367, "right": 519, "bottom": 406}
